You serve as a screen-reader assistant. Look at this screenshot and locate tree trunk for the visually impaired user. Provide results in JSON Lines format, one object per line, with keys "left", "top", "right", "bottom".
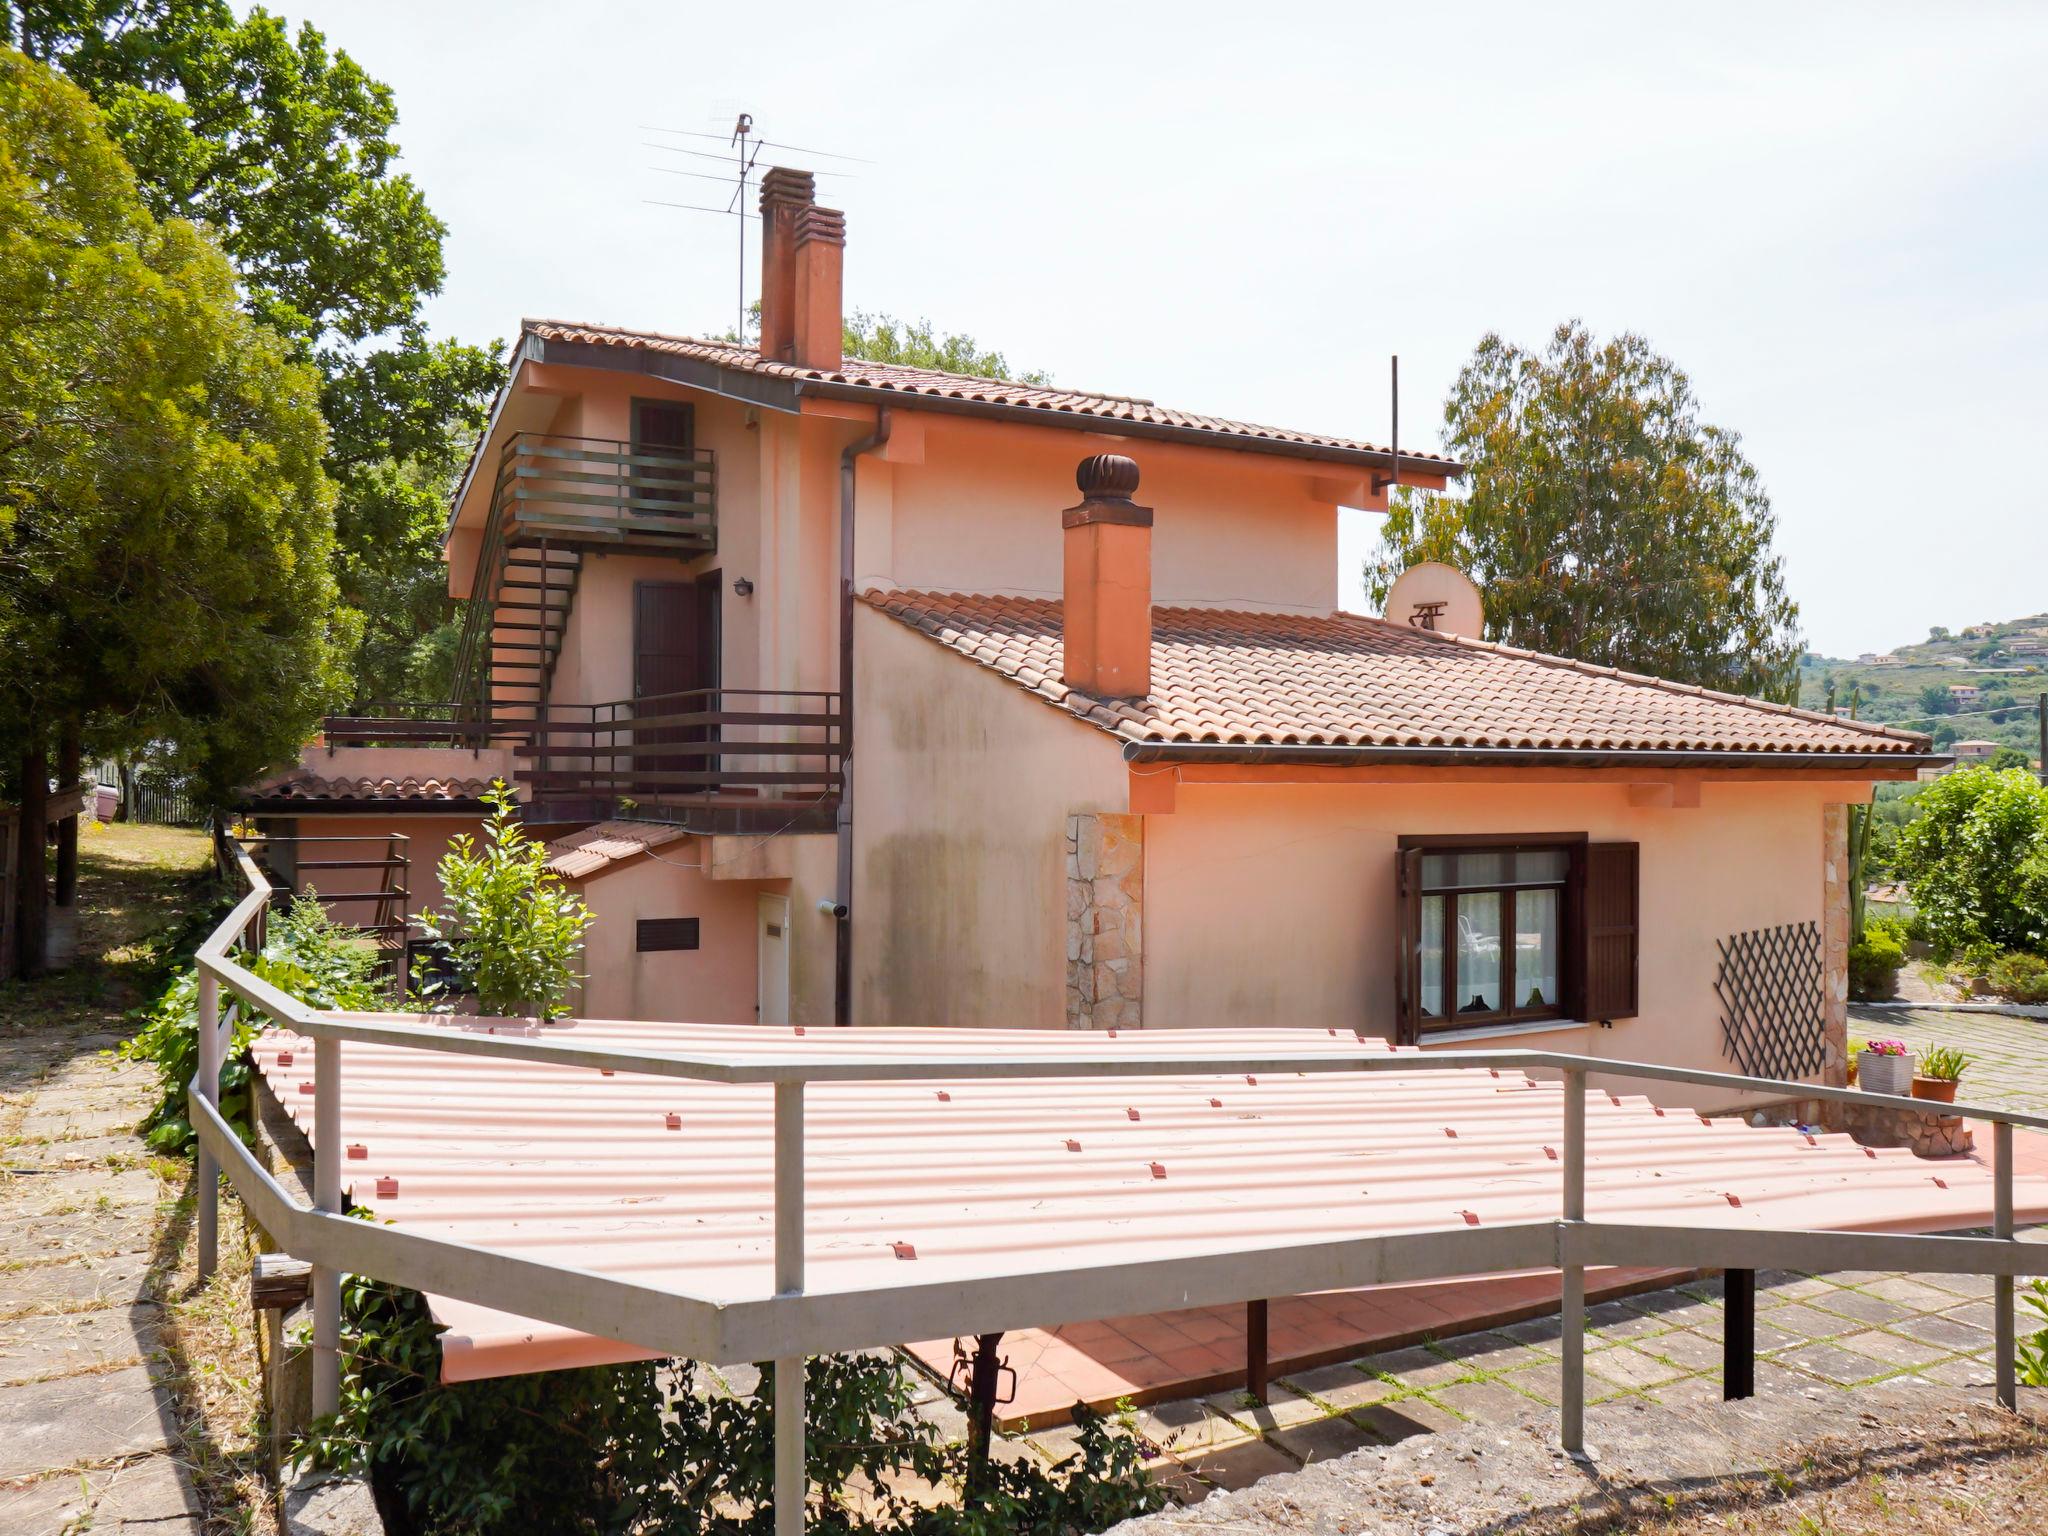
{"left": 115, "top": 757, "right": 134, "bottom": 823}
{"left": 14, "top": 738, "right": 48, "bottom": 980}
{"left": 54, "top": 720, "right": 80, "bottom": 910}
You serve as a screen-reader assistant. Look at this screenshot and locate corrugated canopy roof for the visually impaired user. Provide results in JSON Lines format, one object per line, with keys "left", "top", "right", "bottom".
{"left": 250, "top": 1018, "right": 2039, "bottom": 1382}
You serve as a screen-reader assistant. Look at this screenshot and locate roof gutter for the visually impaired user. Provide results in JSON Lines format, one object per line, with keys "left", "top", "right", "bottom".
{"left": 1119, "top": 741, "right": 1946, "bottom": 771}
{"left": 792, "top": 379, "right": 1465, "bottom": 480}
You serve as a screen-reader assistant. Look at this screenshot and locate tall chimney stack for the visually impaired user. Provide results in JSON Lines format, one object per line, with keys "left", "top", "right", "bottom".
{"left": 792, "top": 204, "right": 846, "bottom": 372}
{"left": 757, "top": 167, "right": 815, "bottom": 361}
{"left": 1062, "top": 454, "right": 1153, "bottom": 699}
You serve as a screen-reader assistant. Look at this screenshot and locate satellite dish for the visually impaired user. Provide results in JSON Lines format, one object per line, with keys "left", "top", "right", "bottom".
{"left": 1384, "top": 562, "right": 1484, "bottom": 639}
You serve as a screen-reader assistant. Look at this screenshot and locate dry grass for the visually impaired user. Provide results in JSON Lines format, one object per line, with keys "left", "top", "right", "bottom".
{"left": 1529, "top": 1408, "right": 2048, "bottom": 1536}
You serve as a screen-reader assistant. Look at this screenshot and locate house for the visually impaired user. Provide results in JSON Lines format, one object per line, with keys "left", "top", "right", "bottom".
{"left": 1949, "top": 684, "right": 1981, "bottom": 703}
{"left": 1952, "top": 739, "right": 2003, "bottom": 761}
{"left": 253, "top": 167, "right": 1937, "bottom": 1107}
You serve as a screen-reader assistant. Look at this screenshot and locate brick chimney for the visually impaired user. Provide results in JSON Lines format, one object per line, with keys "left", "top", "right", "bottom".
{"left": 1062, "top": 454, "right": 1153, "bottom": 698}
{"left": 792, "top": 204, "right": 846, "bottom": 372}
{"left": 757, "top": 167, "right": 815, "bottom": 362}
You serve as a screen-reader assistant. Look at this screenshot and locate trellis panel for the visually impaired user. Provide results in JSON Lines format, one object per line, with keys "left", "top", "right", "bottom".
{"left": 1716, "top": 920, "right": 1827, "bottom": 1080}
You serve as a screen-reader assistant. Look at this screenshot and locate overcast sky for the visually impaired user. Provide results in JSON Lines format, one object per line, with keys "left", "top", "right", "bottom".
{"left": 274, "top": 1, "right": 2047, "bottom": 658}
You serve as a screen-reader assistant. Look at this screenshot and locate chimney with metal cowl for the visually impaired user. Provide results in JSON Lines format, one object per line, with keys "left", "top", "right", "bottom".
{"left": 1061, "top": 454, "right": 1153, "bottom": 699}
{"left": 791, "top": 204, "right": 846, "bottom": 372}
{"left": 757, "top": 166, "right": 815, "bottom": 362}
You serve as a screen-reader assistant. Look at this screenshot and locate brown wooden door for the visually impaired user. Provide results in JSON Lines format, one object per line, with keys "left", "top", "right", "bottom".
{"left": 633, "top": 577, "right": 719, "bottom": 779}
{"left": 631, "top": 399, "right": 695, "bottom": 510}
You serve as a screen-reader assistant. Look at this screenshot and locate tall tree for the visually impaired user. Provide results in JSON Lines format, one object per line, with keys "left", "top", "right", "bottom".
{"left": 0, "top": 48, "right": 342, "bottom": 973}
{"left": 842, "top": 310, "right": 1050, "bottom": 384}
{"left": 1366, "top": 322, "right": 1803, "bottom": 703}
{"left": 3, "top": 1, "right": 498, "bottom": 702}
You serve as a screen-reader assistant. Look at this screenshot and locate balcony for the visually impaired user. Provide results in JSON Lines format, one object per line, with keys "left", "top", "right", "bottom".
{"left": 512, "top": 687, "right": 844, "bottom": 833}
{"left": 493, "top": 433, "right": 716, "bottom": 555}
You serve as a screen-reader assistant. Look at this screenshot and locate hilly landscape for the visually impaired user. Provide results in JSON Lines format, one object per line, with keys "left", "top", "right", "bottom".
{"left": 1799, "top": 611, "right": 2047, "bottom": 764}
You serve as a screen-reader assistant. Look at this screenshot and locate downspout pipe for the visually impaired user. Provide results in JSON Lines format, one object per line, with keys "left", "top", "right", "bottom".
{"left": 835, "top": 409, "right": 891, "bottom": 1026}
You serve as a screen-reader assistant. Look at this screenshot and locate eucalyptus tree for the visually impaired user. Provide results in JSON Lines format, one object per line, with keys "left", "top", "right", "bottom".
{"left": 1367, "top": 322, "right": 1803, "bottom": 703}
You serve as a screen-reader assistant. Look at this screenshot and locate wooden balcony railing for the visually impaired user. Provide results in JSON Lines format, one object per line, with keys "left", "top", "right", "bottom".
{"left": 321, "top": 701, "right": 493, "bottom": 749}
{"left": 512, "top": 687, "right": 843, "bottom": 831}
{"left": 494, "top": 433, "right": 716, "bottom": 553}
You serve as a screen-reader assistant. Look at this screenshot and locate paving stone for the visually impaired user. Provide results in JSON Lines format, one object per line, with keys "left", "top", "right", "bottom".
{"left": 1640, "top": 1326, "right": 1729, "bottom": 1372}
{"left": 1175, "top": 1436, "right": 1300, "bottom": 1490}
{"left": 1130, "top": 1399, "right": 1250, "bottom": 1458}
{"left": 1811, "top": 1288, "right": 1915, "bottom": 1326}
{"left": 1645, "top": 1372, "right": 1724, "bottom": 1408}
{"left": 1892, "top": 1311, "right": 1994, "bottom": 1351}
{"left": 1829, "top": 1327, "right": 1955, "bottom": 1368}
{"left": 1916, "top": 1356, "right": 1996, "bottom": 1388}
{"left": 1430, "top": 1377, "right": 1541, "bottom": 1426}
{"left": 1495, "top": 1358, "right": 1629, "bottom": 1407}
{"left": 1756, "top": 1270, "right": 1835, "bottom": 1302}
{"left": 0, "top": 1363, "right": 177, "bottom": 1480}
{"left": 1279, "top": 1361, "right": 1399, "bottom": 1413}
{"left": 1205, "top": 1384, "right": 1327, "bottom": 1433}
{"left": 93, "top": 1452, "right": 202, "bottom": 1525}
{"left": 1586, "top": 1299, "right": 1668, "bottom": 1341}
{"left": 0, "top": 1250, "right": 154, "bottom": 1314}
{"left": 1422, "top": 1330, "right": 1546, "bottom": 1372}
{"left": 1764, "top": 1302, "right": 1858, "bottom": 1341}
{"left": 0, "top": 1300, "right": 160, "bottom": 1385}
{"left": 1620, "top": 1293, "right": 1722, "bottom": 1331}
{"left": 1775, "top": 1340, "right": 1891, "bottom": 1386}
{"left": 1351, "top": 1395, "right": 1464, "bottom": 1440}
{"left": 0, "top": 1471, "right": 92, "bottom": 1532}
{"left": 1357, "top": 1343, "right": 1471, "bottom": 1389}
{"left": 1585, "top": 1345, "right": 1688, "bottom": 1389}
{"left": 1265, "top": 1411, "right": 1378, "bottom": 1466}
{"left": 1862, "top": 1274, "right": 1980, "bottom": 1308}
{"left": 1496, "top": 1313, "right": 1564, "bottom": 1350}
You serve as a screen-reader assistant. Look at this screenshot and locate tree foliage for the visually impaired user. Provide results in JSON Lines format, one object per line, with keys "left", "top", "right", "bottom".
{"left": 1894, "top": 765, "right": 2048, "bottom": 957}
{"left": 1366, "top": 322, "right": 1802, "bottom": 702}
{"left": 5, "top": 1, "right": 500, "bottom": 702}
{"left": 842, "top": 309, "right": 1050, "bottom": 385}
{"left": 0, "top": 47, "right": 346, "bottom": 805}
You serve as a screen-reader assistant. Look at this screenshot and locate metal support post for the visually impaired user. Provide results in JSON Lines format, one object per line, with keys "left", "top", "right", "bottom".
{"left": 1724, "top": 1269, "right": 1756, "bottom": 1399}
{"left": 1246, "top": 1299, "right": 1270, "bottom": 1404}
{"left": 774, "top": 1079, "right": 806, "bottom": 1536}
{"left": 195, "top": 970, "right": 221, "bottom": 1281}
{"left": 1996, "top": 1118, "right": 2016, "bottom": 1410}
{"left": 311, "top": 1034, "right": 342, "bottom": 1418}
{"left": 1560, "top": 1067, "right": 1588, "bottom": 1456}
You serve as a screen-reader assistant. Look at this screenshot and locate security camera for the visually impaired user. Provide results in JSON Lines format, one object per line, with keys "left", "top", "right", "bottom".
{"left": 816, "top": 898, "right": 849, "bottom": 920}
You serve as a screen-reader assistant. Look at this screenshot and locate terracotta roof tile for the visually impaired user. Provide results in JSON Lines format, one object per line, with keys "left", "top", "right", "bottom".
{"left": 544, "top": 820, "right": 690, "bottom": 880}
{"left": 521, "top": 320, "right": 1454, "bottom": 469}
{"left": 862, "top": 590, "right": 1929, "bottom": 759}
{"left": 243, "top": 769, "right": 494, "bottom": 805}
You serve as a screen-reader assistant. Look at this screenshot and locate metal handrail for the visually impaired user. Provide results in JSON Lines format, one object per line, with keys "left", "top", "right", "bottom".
{"left": 190, "top": 838, "right": 2038, "bottom": 1535}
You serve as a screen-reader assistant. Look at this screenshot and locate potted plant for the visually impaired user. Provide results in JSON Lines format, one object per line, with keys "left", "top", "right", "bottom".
{"left": 1912, "top": 1045, "right": 1973, "bottom": 1104}
{"left": 1857, "top": 1038, "right": 1915, "bottom": 1096}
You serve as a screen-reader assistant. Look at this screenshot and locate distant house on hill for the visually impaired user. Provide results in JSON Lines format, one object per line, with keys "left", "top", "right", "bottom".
{"left": 1952, "top": 739, "right": 2002, "bottom": 761}
{"left": 1949, "top": 684, "right": 1981, "bottom": 703}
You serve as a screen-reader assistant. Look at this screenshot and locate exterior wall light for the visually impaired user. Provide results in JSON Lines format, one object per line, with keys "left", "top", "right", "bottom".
{"left": 733, "top": 576, "right": 755, "bottom": 596}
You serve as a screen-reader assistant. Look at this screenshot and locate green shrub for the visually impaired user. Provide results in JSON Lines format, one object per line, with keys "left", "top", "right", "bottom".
{"left": 1990, "top": 950, "right": 2048, "bottom": 1005}
{"left": 1894, "top": 766, "right": 2048, "bottom": 956}
{"left": 121, "top": 890, "right": 389, "bottom": 1154}
{"left": 1847, "top": 917, "right": 1906, "bottom": 1002}
{"left": 299, "top": 1280, "right": 1165, "bottom": 1536}
{"left": 414, "top": 782, "right": 592, "bottom": 1018}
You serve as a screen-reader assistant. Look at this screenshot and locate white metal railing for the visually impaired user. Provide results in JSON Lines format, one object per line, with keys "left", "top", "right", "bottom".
{"left": 189, "top": 839, "right": 2048, "bottom": 1534}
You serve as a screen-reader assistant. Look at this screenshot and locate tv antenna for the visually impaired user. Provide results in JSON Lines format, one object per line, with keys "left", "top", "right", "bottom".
{"left": 728, "top": 114, "right": 760, "bottom": 338}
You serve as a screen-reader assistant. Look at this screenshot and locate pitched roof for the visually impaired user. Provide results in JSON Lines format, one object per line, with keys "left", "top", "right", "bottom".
{"left": 863, "top": 590, "right": 1931, "bottom": 760}
{"left": 520, "top": 319, "right": 1458, "bottom": 473}
{"left": 241, "top": 768, "right": 495, "bottom": 807}
{"left": 544, "top": 820, "right": 690, "bottom": 880}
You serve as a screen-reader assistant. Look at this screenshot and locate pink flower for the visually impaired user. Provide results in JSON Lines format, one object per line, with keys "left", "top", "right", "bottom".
{"left": 1863, "top": 1039, "right": 1908, "bottom": 1056}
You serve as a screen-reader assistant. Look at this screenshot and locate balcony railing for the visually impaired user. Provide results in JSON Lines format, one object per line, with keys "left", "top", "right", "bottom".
{"left": 322, "top": 701, "right": 493, "bottom": 749}
{"left": 513, "top": 687, "right": 843, "bottom": 831}
{"left": 494, "top": 433, "right": 716, "bottom": 553}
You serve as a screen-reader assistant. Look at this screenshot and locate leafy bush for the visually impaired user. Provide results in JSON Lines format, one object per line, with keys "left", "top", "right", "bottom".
{"left": 414, "top": 782, "right": 592, "bottom": 1018}
{"left": 1847, "top": 915, "right": 1907, "bottom": 1001}
{"left": 122, "top": 891, "right": 389, "bottom": 1154}
{"left": 1990, "top": 950, "right": 2048, "bottom": 1005}
{"left": 300, "top": 1280, "right": 1165, "bottom": 1536}
{"left": 1894, "top": 766, "right": 2048, "bottom": 957}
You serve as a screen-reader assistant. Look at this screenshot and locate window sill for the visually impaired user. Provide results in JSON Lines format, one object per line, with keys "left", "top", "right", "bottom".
{"left": 1421, "top": 1017, "right": 1589, "bottom": 1046}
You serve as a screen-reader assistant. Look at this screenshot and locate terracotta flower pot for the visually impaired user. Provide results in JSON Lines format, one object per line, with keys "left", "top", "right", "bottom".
{"left": 1911, "top": 1076, "right": 1959, "bottom": 1104}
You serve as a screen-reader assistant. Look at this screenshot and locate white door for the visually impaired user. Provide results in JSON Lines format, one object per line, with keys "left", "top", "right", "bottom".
{"left": 757, "top": 894, "right": 791, "bottom": 1025}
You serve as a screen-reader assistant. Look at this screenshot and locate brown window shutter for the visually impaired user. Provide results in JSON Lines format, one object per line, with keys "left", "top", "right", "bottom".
{"left": 1581, "top": 842, "right": 1639, "bottom": 1021}
{"left": 1395, "top": 847, "right": 1424, "bottom": 1045}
